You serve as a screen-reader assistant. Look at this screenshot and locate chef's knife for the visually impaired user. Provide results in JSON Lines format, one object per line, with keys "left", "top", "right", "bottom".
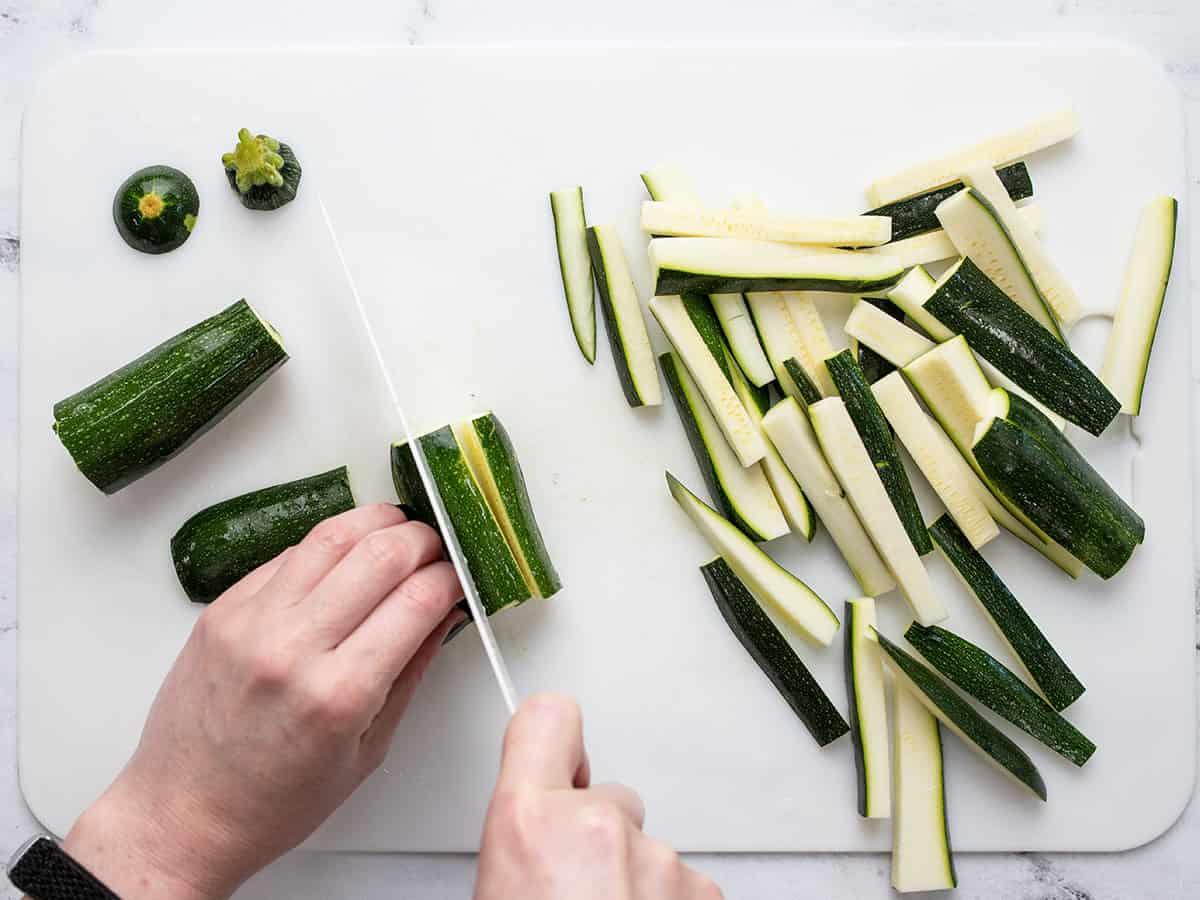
{"left": 318, "top": 198, "right": 519, "bottom": 715}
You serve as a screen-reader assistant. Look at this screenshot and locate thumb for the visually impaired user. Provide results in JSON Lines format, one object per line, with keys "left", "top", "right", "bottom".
{"left": 497, "top": 693, "right": 587, "bottom": 791}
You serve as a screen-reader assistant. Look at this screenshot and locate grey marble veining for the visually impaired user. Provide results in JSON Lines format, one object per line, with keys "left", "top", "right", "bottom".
{"left": 1, "top": 2, "right": 1198, "bottom": 898}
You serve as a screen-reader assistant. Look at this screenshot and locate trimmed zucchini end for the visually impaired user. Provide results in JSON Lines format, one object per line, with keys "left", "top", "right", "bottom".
{"left": 242, "top": 299, "right": 287, "bottom": 354}
{"left": 223, "top": 128, "right": 286, "bottom": 193}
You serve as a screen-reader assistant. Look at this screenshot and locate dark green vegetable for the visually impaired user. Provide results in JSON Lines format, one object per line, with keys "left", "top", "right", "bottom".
{"left": 855, "top": 298, "right": 906, "bottom": 383}
{"left": 783, "top": 358, "right": 822, "bottom": 405}
{"left": 681, "top": 293, "right": 733, "bottom": 382}
{"left": 112, "top": 165, "right": 199, "bottom": 254}
{"left": 171, "top": 467, "right": 355, "bottom": 603}
{"left": 222, "top": 128, "right": 302, "bottom": 211}
{"left": 905, "top": 624, "right": 1096, "bottom": 767}
{"left": 53, "top": 300, "right": 287, "bottom": 493}
{"left": 701, "top": 558, "right": 849, "bottom": 747}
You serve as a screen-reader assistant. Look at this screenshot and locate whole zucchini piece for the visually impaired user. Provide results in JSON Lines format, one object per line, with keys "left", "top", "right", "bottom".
{"left": 53, "top": 299, "right": 287, "bottom": 493}
{"left": 171, "top": 467, "right": 355, "bottom": 603}
{"left": 112, "top": 164, "right": 199, "bottom": 254}
{"left": 222, "top": 128, "right": 302, "bottom": 211}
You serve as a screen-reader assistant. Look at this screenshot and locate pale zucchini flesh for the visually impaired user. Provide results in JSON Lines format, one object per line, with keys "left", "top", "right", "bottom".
{"left": 885, "top": 265, "right": 952, "bottom": 342}
{"left": 845, "top": 598, "right": 891, "bottom": 818}
{"left": 844, "top": 300, "right": 935, "bottom": 369}
{"left": 711, "top": 292, "right": 775, "bottom": 387}
{"left": 641, "top": 200, "right": 891, "bottom": 247}
{"left": 859, "top": 203, "right": 1042, "bottom": 269}
{"left": 745, "top": 292, "right": 814, "bottom": 401}
{"left": 782, "top": 292, "right": 837, "bottom": 396}
{"left": 549, "top": 187, "right": 597, "bottom": 364}
{"left": 640, "top": 162, "right": 701, "bottom": 205}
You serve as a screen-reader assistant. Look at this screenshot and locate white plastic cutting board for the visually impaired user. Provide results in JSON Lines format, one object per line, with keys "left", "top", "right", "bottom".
{"left": 19, "top": 44, "right": 1192, "bottom": 852}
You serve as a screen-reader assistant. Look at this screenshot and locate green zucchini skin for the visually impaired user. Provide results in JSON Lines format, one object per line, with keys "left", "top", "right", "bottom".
{"left": 470, "top": 412, "right": 562, "bottom": 598}
{"left": 701, "top": 558, "right": 849, "bottom": 747}
{"left": 681, "top": 293, "right": 733, "bottom": 383}
{"left": 223, "top": 135, "right": 302, "bottom": 211}
{"left": 586, "top": 227, "right": 645, "bottom": 407}
{"left": 656, "top": 269, "right": 901, "bottom": 296}
{"left": 782, "top": 358, "right": 822, "bottom": 405}
{"left": 855, "top": 298, "right": 906, "bottom": 384}
{"left": 171, "top": 467, "right": 355, "bottom": 603}
{"left": 924, "top": 258, "right": 1120, "bottom": 436}
{"left": 826, "top": 350, "right": 931, "bottom": 554}
{"left": 929, "top": 515, "right": 1084, "bottom": 710}
{"left": 112, "top": 165, "right": 199, "bottom": 254}
{"left": 876, "top": 631, "right": 1047, "bottom": 801}
{"left": 866, "top": 162, "right": 1033, "bottom": 243}
{"left": 905, "top": 624, "right": 1096, "bottom": 767}
{"left": 53, "top": 300, "right": 287, "bottom": 493}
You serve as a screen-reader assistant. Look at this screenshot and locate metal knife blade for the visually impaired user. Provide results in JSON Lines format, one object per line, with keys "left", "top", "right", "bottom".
{"left": 318, "top": 198, "right": 519, "bottom": 715}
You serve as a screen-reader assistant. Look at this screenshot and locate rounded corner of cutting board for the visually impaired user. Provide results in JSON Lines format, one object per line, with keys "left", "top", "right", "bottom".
{"left": 17, "top": 742, "right": 76, "bottom": 840}
{"left": 1093, "top": 759, "right": 1198, "bottom": 853}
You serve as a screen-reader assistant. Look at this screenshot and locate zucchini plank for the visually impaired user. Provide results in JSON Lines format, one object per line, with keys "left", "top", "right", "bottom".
{"left": 875, "top": 631, "right": 1048, "bottom": 801}
{"left": 171, "top": 466, "right": 355, "bottom": 603}
{"left": 53, "top": 299, "right": 287, "bottom": 493}
{"left": 1101, "top": 195, "right": 1179, "bottom": 414}
{"left": 853, "top": 298, "right": 907, "bottom": 384}
{"left": 642, "top": 200, "right": 890, "bottom": 246}
{"left": 745, "top": 292, "right": 814, "bottom": 401}
{"left": 549, "top": 186, "right": 596, "bottom": 364}
{"left": 782, "top": 292, "right": 837, "bottom": 396}
{"left": 640, "top": 162, "right": 701, "bottom": 205}
{"left": 711, "top": 293, "right": 775, "bottom": 387}
{"left": 703, "top": 558, "right": 849, "bottom": 747}
{"left": 905, "top": 624, "right": 1096, "bottom": 766}
{"left": 885, "top": 265, "right": 952, "bottom": 342}
{"left": 845, "top": 598, "right": 891, "bottom": 818}
{"left": 844, "top": 299, "right": 934, "bottom": 370}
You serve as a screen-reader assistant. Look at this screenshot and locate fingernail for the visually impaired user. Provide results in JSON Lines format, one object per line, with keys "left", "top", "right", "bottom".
{"left": 442, "top": 603, "right": 473, "bottom": 645}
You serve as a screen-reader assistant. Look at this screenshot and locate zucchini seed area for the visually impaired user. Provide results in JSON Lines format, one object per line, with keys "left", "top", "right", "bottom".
{"left": 138, "top": 193, "right": 165, "bottom": 219}
{"left": 222, "top": 128, "right": 287, "bottom": 193}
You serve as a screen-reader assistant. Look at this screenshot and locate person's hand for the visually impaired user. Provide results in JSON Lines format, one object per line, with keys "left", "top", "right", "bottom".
{"left": 475, "top": 694, "right": 722, "bottom": 900}
{"left": 61, "top": 504, "right": 464, "bottom": 900}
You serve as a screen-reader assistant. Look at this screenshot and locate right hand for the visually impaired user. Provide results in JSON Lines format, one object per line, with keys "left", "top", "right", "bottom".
{"left": 475, "top": 694, "right": 722, "bottom": 900}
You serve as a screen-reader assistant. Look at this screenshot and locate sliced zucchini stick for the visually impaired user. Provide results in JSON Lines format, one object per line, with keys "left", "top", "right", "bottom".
{"left": 929, "top": 514, "right": 1084, "bottom": 709}
{"left": 867, "top": 160, "right": 1033, "bottom": 242}
{"left": 1101, "top": 195, "right": 1179, "bottom": 414}
{"left": 876, "top": 631, "right": 1047, "bottom": 801}
{"left": 860, "top": 204, "right": 1042, "bottom": 269}
{"left": 650, "top": 295, "right": 766, "bottom": 466}
{"left": 891, "top": 683, "right": 957, "bottom": 893}
{"left": 867, "top": 107, "right": 1079, "bottom": 206}
{"left": 745, "top": 292, "right": 815, "bottom": 401}
{"left": 844, "top": 299, "right": 934, "bottom": 369}
{"left": 826, "top": 351, "right": 931, "bottom": 554}
{"left": 783, "top": 358, "right": 822, "bottom": 405}
{"left": 641, "top": 200, "right": 890, "bottom": 247}
{"left": 640, "top": 162, "right": 701, "bottom": 205}
{"left": 661, "top": 352, "right": 787, "bottom": 542}
{"left": 668, "top": 473, "right": 838, "bottom": 645}
{"left": 782, "top": 292, "right": 838, "bottom": 396}
{"left": 703, "top": 558, "right": 849, "bottom": 746}
{"left": 854, "top": 299, "right": 906, "bottom": 384}
{"left": 549, "top": 187, "right": 596, "bottom": 364}
{"left": 885, "top": 265, "right": 952, "bottom": 341}
{"left": 762, "top": 398, "right": 895, "bottom": 596}
{"left": 906, "top": 624, "right": 1096, "bottom": 766}
{"left": 925, "top": 258, "right": 1120, "bottom": 436}
{"left": 649, "top": 237, "right": 908, "bottom": 296}
{"left": 711, "top": 293, "right": 774, "bottom": 386}
{"left": 809, "top": 398, "right": 945, "bottom": 625}
{"left": 680, "top": 293, "right": 733, "bottom": 382}
{"left": 729, "top": 351, "right": 816, "bottom": 541}
{"left": 845, "top": 598, "right": 890, "bottom": 818}
{"left": 585, "top": 225, "right": 661, "bottom": 407}
{"left": 961, "top": 163, "right": 1082, "bottom": 327}
{"left": 873, "top": 373, "right": 998, "bottom": 548}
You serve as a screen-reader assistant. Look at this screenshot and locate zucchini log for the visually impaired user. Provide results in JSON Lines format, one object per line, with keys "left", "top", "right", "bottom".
{"left": 924, "top": 257, "right": 1119, "bottom": 436}
{"left": 905, "top": 624, "right": 1095, "bottom": 767}
{"left": 1101, "top": 195, "right": 1179, "bottom": 414}
{"left": 703, "top": 558, "right": 849, "bottom": 747}
{"left": 549, "top": 186, "right": 597, "bottom": 364}
{"left": 53, "top": 299, "right": 287, "bottom": 493}
{"left": 112, "top": 165, "right": 199, "bottom": 254}
{"left": 222, "top": 128, "right": 302, "bottom": 210}
{"left": 845, "top": 598, "right": 890, "bottom": 818}
{"left": 171, "top": 467, "right": 355, "bottom": 603}
{"left": 641, "top": 201, "right": 890, "bottom": 246}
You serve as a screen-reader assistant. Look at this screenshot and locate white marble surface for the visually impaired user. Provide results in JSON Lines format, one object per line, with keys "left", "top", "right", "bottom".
{"left": 0, "top": 1, "right": 1197, "bottom": 897}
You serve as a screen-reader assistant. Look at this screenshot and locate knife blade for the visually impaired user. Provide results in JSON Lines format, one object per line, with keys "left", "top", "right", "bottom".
{"left": 318, "top": 197, "right": 519, "bottom": 715}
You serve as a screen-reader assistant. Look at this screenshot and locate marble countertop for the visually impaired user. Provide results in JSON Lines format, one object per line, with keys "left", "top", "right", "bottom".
{"left": 1, "top": 1, "right": 1197, "bottom": 897}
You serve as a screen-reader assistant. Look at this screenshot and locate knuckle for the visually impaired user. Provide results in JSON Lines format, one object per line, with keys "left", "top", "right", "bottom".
{"left": 577, "top": 803, "right": 628, "bottom": 854}
{"left": 361, "top": 529, "right": 406, "bottom": 567}
{"left": 307, "top": 517, "right": 358, "bottom": 557}
{"left": 299, "top": 677, "right": 365, "bottom": 732}
{"left": 246, "top": 645, "right": 294, "bottom": 690}
{"left": 488, "top": 789, "right": 549, "bottom": 850}
{"left": 393, "top": 571, "right": 449, "bottom": 621}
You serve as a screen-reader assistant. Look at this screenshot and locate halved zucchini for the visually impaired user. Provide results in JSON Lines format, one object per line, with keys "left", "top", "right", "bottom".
{"left": 845, "top": 598, "right": 890, "bottom": 818}
{"left": 782, "top": 292, "right": 837, "bottom": 396}
{"left": 649, "top": 238, "right": 908, "bottom": 295}
{"left": 586, "top": 225, "right": 662, "bottom": 407}
{"left": 711, "top": 293, "right": 774, "bottom": 387}
{"left": 641, "top": 200, "right": 890, "bottom": 246}
{"left": 703, "top": 558, "right": 849, "bottom": 747}
{"left": 809, "top": 398, "right": 945, "bottom": 625}
{"left": 640, "top": 162, "right": 701, "bottom": 205}
{"left": 1101, "top": 195, "right": 1179, "bottom": 414}
{"left": 761, "top": 399, "right": 895, "bottom": 597}
{"left": 859, "top": 204, "right": 1042, "bottom": 269}
{"left": 549, "top": 187, "right": 596, "bottom": 364}
{"left": 845, "top": 299, "right": 934, "bottom": 371}
{"left": 669, "top": 473, "right": 837, "bottom": 645}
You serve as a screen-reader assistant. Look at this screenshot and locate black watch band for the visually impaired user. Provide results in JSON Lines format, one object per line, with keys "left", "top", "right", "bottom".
{"left": 7, "top": 836, "right": 122, "bottom": 900}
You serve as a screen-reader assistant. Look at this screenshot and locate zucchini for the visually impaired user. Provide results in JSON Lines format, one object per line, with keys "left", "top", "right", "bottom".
{"left": 875, "top": 630, "right": 1047, "bottom": 801}
{"left": 710, "top": 293, "right": 774, "bottom": 387}
{"left": 972, "top": 389, "right": 1144, "bottom": 578}
{"left": 761, "top": 398, "right": 895, "bottom": 596}
{"left": 221, "top": 128, "right": 302, "bottom": 211}
{"left": 782, "top": 292, "right": 837, "bottom": 396}
{"left": 661, "top": 352, "right": 787, "bottom": 542}
{"left": 866, "top": 160, "right": 1033, "bottom": 242}
{"left": 809, "top": 398, "right": 945, "bottom": 625}
{"left": 866, "top": 107, "right": 1079, "bottom": 206}
{"left": 853, "top": 298, "right": 907, "bottom": 384}
{"left": 455, "top": 413, "right": 562, "bottom": 599}
{"left": 667, "top": 472, "right": 838, "bottom": 646}
{"left": 783, "top": 358, "right": 822, "bottom": 406}
{"left": 885, "top": 266, "right": 952, "bottom": 342}
{"left": 171, "top": 466, "right": 355, "bottom": 603}
{"left": 745, "top": 292, "right": 830, "bottom": 401}
{"left": 845, "top": 598, "right": 890, "bottom": 818}
{"left": 549, "top": 186, "right": 597, "bottom": 364}
{"left": 825, "top": 350, "right": 931, "bottom": 554}
{"left": 680, "top": 293, "right": 733, "bottom": 382}
{"left": 649, "top": 295, "right": 765, "bottom": 466}
{"left": 905, "top": 624, "right": 1095, "bottom": 766}
{"left": 873, "top": 373, "right": 998, "bottom": 549}
{"left": 586, "top": 225, "right": 662, "bottom": 407}
{"left": 53, "top": 299, "right": 287, "bottom": 493}
{"left": 929, "top": 514, "right": 1083, "bottom": 709}
{"left": 640, "top": 162, "right": 701, "bottom": 205}
{"left": 391, "top": 428, "right": 530, "bottom": 615}
{"left": 1101, "top": 195, "right": 1179, "bottom": 414}
{"left": 112, "top": 165, "right": 199, "bottom": 254}
{"left": 703, "top": 558, "right": 849, "bottom": 747}
{"left": 844, "top": 299, "right": 934, "bottom": 370}
{"left": 649, "top": 237, "right": 907, "bottom": 295}
{"left": 859, "top": 204, "right": 1041, "bottom": 269}
{"left": 641, "top": 200, "right": 890, "bottom": 247}
{"left": 891, "top": 682, "right": 956, "bottom": 893}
